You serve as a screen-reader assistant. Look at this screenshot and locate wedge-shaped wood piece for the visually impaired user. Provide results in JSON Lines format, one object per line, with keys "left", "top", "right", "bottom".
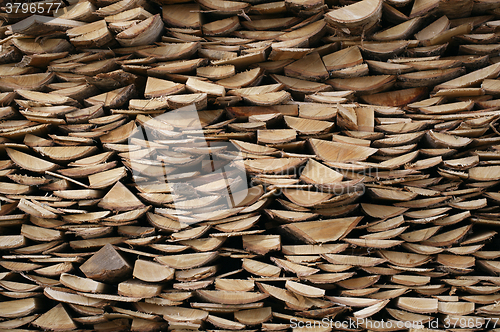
{"left": 270, "top": 74, "right": 331, "bottom": 95}
{"left": 135, "top": 42, "right": 199, "bottom": 61}
{"left": 435, "top": 62, "right": 500, "bottom": 90}
{"left": 116, "top": 14, "right": 163, "bottom": 47}
{"left": 0, "top": 298, "right": 41, "bottom": 318}
{"left": 234, "top": 307, "right": 272, "bottom": 325}
{"left": 360, "top": 87, "right": 427, "bottom": 107}
{"left": 323, "top": 254, "right": 386, "bottom": 267}
{"left": 285, "top": 280, "right": 325, "bottom": 298}
{"left": 322, "top": 46, "right": 362, "bottom": 72}
{"left": 327, "top": 75, "right": 395, "bottom": 94}
{"left": 325, "top": 0, "right": 382, "bottom": 34}
{"left": 162, "top": 3, "right": 200, "bottom": 28}
{"left": 231, "top": 140, "right": 278, "bottom": 155}
{"left": 186, "top": 77, "right": 225, "bottom": 97}
{"left": 133, "top": 259, "right": 174, "bottom": 283}
{"left": 398, "top": 68, "right": 464, "bottom": 88}
{"left": 155, "top": 252, "right": 218, "bottom": 270}
{"left": 361, "top": 203, "right": 408, "bottom": 220}
{"left": 344, "top": 238, "right": 403, "bottom": 248}
{"left": 282, "top": 188, "right": 332, "bottom": 207}
{"left": 21, "top": 224, "right": 63, "bottom": 242}
{"left": 469, "top": 166, "right": 500, "bottom": 181}
{"left": 397, "top": 297, "right": 438, "bottom": 314}
{"left": 4, "top": 150, "right": 49, "bottom": 172}
{"left": 271, "top": 257, "right": 319, "bottom": 276}
{"left": 256, "top": 283, "right": 302, "bottom": 307}
{"left": 197, "top": 290, "right": 267, "bottom": 304}
{"left": 281, "top": 217, "right": 361, "bottom": 244}
{"left": 378, "top": 250, "right": 431, "bottom": 267}
{"left": 12, "top": 38, "right": 72, "bottom": 55}
{"left": 206, "top": 315, "right": 245, "bottom": 330}
{"left": 386, "top": 307, "right": 433, "bottom": 323}
{"left": 284, "top": 52, "right": 328, "bottom": 82}
{"left": 85, "top": 84, "right": 136, "bottom": 109}
{"left": 0, "top": 72, "right": 55, "bottom": 92}
{"left": 117, "top": 279, "right": 162, "bottom": 298}
{"left": 243, "top": 234, "right": 280, "bottom": 255}
{"left": 16, "top": 89, "right": 78, "bottom": 106}
{"left": 329, "top": 296, "right": 383, "bottom": 308}
{"left": 419, "top": 100, "right": 474, "bottom": 115}
{"left": 243, "top": 91, "right": 291, "bottom": 106}
{"left": 243, "top": 158, "right": 306, "bottom": 174}
{"left": 203, "top": 16, "right": 240, "bottom": 36}
{"left": 214, "top": 278, "right": 254, "bottom": 292}
{"left": 80, "top": 244, "right": 132, "bottom": 283}
{"left": 354, "top": 299, "right": 390, "bottom": 319}
{"left": 426, "top": 130, "right": 472, "bottom": 149}
{"left": 217, "top": 67, "right": 262, "bottom": 89}
{"left": 276, "top": 19, "right": 326, "bottom": 42}
{"left": 144, "top": 77, "right": 185, "bottom": 98}
{"left": 421, "top": 225, "right": 472, "bottom": 246}
{"left": 372, "top": 17, "right": 422, "bottom": 41}
{"left": 33, "top": 146, "right": 97, "bottom": 162}
{"left": 399, "top": 226, "right": 441, "bottom": 242}
{"left": 309, "top": 138, "right": 377, "bottom": 163}
{"left": 284, "top": 116, "right": 333, "bottom": 135}
{"left": 242, "top": 258, "right": 281, "bottom": 277}
{"left": 60, "top": 273, "right": 108, "bottom": 293}
{"left": 98, "top": 182, "right": 145, "bottom": 212}
{"left": 437, "top": 301, "right": 474, "bottom": 316}
{"left": 300, "top": 159, "right": 342, "bottom": 186}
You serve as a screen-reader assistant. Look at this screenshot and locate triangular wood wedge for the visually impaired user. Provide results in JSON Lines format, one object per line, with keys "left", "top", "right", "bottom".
{"left": 197, "top": 290, "right": 268, "bottom": 304}
{"left": 144, "top": 77, "right": 185, "bottom": 98}
{"left": 155, "top": 252, "right": 218, "bottom": 269}
{"left": 325, "top": 0, "right": 382, "bottom": 34}
{"left": 98, "top": 182, "right": 145, "bottom": 211}
{"left": 284, "top": 52, "right": 328, "bottom": 82}
{"left": 281, "top": 217, "right": 362, "bottom": 244}
{"left": 309, "top": 138, "right": 377, "bottom": 162}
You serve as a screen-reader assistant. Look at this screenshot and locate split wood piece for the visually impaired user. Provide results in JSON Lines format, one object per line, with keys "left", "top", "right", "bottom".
{"left": 155, "top": 252, "right": 218, "bottom": 270}
{"left": 197, "top": 290, "right": 268, "bottom": 304}
{"left": 243, "top": 235, "right": 280, "bottom": 255}
{"left": 284, "top": 52, "right": 328, "bottom": 82}
{"left": 270, "top": 74, "right": 332, "bottom": 96}
{"left": 116, "top": 14, "right": 164, "bottom": 47}
{"left": 217, "top": 67, "right": 262, "bottom": 90}
{"left": 135, "top": 43, "right": 200, "bottom": 61}
{"left": 79, "top": 244, "right": 132, "bottom": 283}
{"left": 144, "top": 77, "right": 185, "bottom": 99}
{"left": 59, "top": 273, "right": 108, "bottom": 293}
{"left": 133, "top": 259, "right": 174, "bottom": 283}
{"left": 234, "top": 306, "right": 272, "bottom": 325}
{"left": 396, "top": 297, "right": 438, "bottom": 314}
{"left": 98, "top": 181, "right": 145, "bottom": 211}
{"left": 435, "top": 62, "right": 500, "bottom": 90}
{"left": 281, "top": 217, "right": 362, "bottom": 244}
{"left": 327, "top": 75, "right": 396, "bottom": 95}
{"left": 271, "top": 257, "right": 319, "bottom": 277}
{"left": 325, "top": 0, "right": 382, "bottom": 35}
{"left": 242, "top": 258, "right": 281, "bottom": 277}
{"left": 309, "top": 138, "right": 377, "bottom": 163}
{"left": 85, "top": 84, "right": 136, "bottom": 109}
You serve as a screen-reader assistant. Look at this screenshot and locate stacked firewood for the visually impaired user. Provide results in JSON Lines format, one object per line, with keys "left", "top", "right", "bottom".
{"left": 3, "top": 0, "right": 500, "bottom": 330}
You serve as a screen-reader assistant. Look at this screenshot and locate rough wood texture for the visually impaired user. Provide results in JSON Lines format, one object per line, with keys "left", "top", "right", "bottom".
{"left": 2, "top": 0, "right": 500, "bottom": 330}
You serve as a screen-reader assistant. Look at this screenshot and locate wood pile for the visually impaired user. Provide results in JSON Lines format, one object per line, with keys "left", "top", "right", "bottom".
{"left": 4, "top": 0, "right": 500, "bottom": 330}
